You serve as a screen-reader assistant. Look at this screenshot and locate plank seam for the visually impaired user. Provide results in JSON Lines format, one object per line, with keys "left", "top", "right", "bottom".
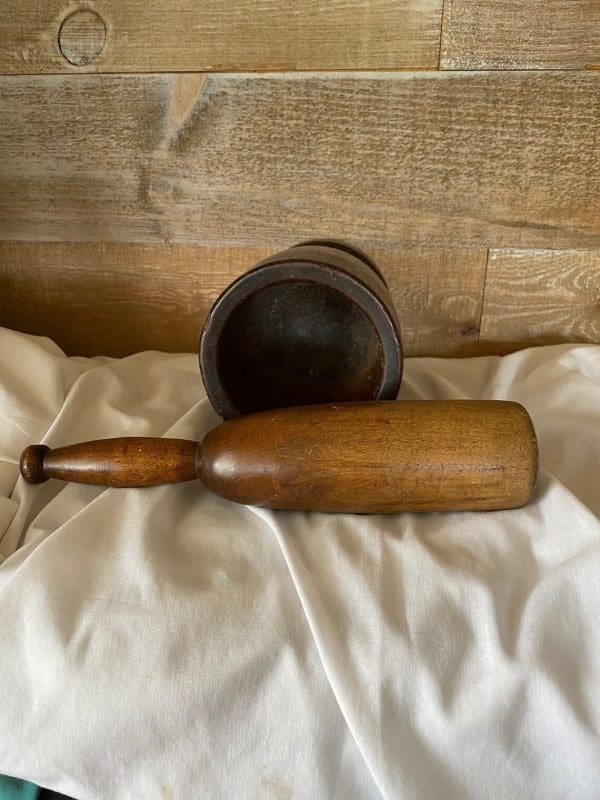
{"left": 1, "top": 67, "right": 595, "bottom": 78}
{"left": 438, "top": 0, "right": 447, "bottom": 69}
{"left": 476, "top": 249, "right": 491, "bottom": 349}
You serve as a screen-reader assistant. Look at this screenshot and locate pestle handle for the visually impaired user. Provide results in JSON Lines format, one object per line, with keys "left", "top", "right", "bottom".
{"left": 20, "top": 401, "right": 538, "bottom": 513}
{"left": 20, "top": 438, "right": 200, "bottom": 488}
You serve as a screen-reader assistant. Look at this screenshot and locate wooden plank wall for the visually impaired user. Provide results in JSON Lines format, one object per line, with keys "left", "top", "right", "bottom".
{"left": 0, "top": 1, "right": 598, "bottom": 358}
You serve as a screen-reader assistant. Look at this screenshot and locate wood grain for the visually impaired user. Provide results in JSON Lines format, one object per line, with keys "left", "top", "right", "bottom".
{"left": 479, "top": 250, "right": 600, "bottom": 355}
{"left": 21, "top": 438, "right": 200, "bottom": 487}
{"left": 0, "top": 0, "right": 443, "bottom": 73}
{"left": 383, "top": 248, "right": 487, "bottom": 357}
{"left": 0, "top": 242, "right": 269, "bottom": 356}
{"left": 20, "top": 402, "right": 539, "bottom": 513}
{"left": 1, "top": 72, "right": 598, "bottom": 249}
{"left": 441, "top": 0, "right": 600, "bottom": 69}
{"left": 57, "top": 9, "right": 106, "bottom": 66}
{"left": 0, "top": 242, "right": 486, "bottom": 357}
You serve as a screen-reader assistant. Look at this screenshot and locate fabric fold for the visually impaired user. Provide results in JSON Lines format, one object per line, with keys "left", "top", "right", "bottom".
{"left": 0, "top": 328, "right": 598, "bottom": 800}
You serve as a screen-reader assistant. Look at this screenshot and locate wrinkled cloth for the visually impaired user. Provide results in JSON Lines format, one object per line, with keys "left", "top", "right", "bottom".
{"left": 0, "top": 327, "right": 598, "bottom": 800}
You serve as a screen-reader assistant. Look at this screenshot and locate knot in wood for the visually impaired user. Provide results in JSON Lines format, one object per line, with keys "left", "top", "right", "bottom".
{"left": 58, "top": 9, "right": 106, "bottom": 66}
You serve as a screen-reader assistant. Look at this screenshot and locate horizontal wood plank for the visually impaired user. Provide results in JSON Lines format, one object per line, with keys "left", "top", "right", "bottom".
{"left": 479, "top": 250, "right": 600, "bottom": 354}
{"left": 0, "top": 242, "right": 486, "bottom": 358}
{"left": 0, "top": 0, "right": 443, "bottom": 73}
{"left": 3, "top": 243, "right": 596, "bottom": 359}
{"left": 386, "top": 248, "right": 487, "bottom": 357}
{"left": 1, "top": 72, "right": 598, "bottom": 249}
{"left": 441, "top": 0, "right": 600, "bottom": 69}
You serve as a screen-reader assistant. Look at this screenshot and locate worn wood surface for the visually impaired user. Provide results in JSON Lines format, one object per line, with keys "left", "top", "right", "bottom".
{"left": 1, "top": 72, "right": 598, "bottom": 249}
{"left": 20, "top": 401, "right": 539, "bottom": 512}
{"left": 6, "top": 243, "right": 598, "bottom": 358}
{"left": 0, "top": 8, "right": 597, "bottom": 362}
{"left": 198, "top": 242, "right": 404, "bottom": 417}
{"left": 0, "top": 242, "right": 486, "bottom": 357}
{"left": 57, "top": 9, "right": 107, "bottom": 67}
{"left": 479, "top": 250, "right": 600, "bottom": 355}
{"left": 441, "top": 0, "right": 600, "bottom": 69}
{"left": 0, "top": 242, "right": 261, "bottom": 356}
{"left": 0, "top": 0, "right": 443, "bottom": 73}
{"left": 385, "top": 248, "right": 486, "bottom": 357}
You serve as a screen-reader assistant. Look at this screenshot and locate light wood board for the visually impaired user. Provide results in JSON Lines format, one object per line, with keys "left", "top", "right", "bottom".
{"left": 479, "top": 250, "right": 600, "bottom": 354}
{"left": 1, "top": 72, "right": 598, "bottom": 249}
{"left": 0, "top": 242, "right": 486, "bottom": 358}
{"left": 4, "top": 243, "right": 597, "bottom": 358}
{"left": 0, "top": 0, "right": 443, "bottom": 73}
{"left": 441, "top": 0, "right": 600, "bottom": 69}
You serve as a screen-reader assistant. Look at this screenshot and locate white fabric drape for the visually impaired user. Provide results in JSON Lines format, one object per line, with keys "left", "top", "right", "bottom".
{"left": 0, "top": 328, "right": 598, "bottom": 800}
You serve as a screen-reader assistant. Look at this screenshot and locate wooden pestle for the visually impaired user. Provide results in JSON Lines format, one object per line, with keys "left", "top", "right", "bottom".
{"left": 20, "top": 401, "right": 538, "bottom": 514}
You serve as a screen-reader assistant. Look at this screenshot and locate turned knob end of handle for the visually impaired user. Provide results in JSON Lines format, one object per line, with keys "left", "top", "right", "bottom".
{"left": 20, "top": 445, "right": 50, "bottom": 484}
